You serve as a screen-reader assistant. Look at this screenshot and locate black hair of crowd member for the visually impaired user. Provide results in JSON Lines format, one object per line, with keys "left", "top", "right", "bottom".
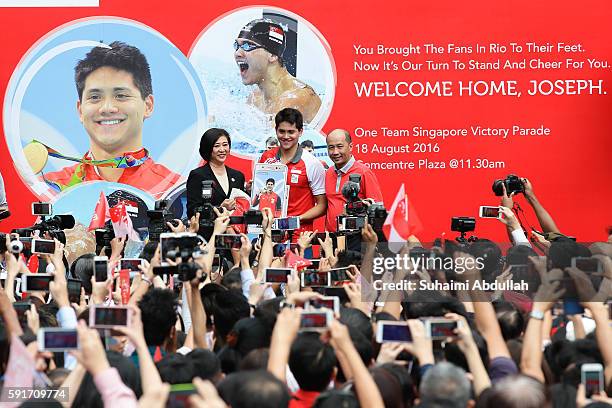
{"left": 199, "top": 128, "right": 232, "bottom": 162}
{"left": 504, "top": 244, "right": 538, "bottom": 266}
{"left": 289, "top": 333, "right": 337, "bottom": 392}
{"left": 444, "top": 328, "right": 490, "bottom": 373}
{"left": 138, "top": 288, "right": 178, "bottom": 346}
{"left": 156, "top": 353, "right": 195, "bottom": 384}
{"left": 274, "top": 108, "right": 303, "bottom": 131}
{"left": 378, "top": 363, "right": 416, "bottom": 407}
{"left": 139, "top": 240, "right": 159, "bottom": 263}
{"left": 313, "top": 389, "right": 359, "bottom": 408}
{"left": 493, "top": 300, "right": 526, "bottom": 341}
{"left": 401, "top": 290, "right": 468, "bottom": 320}
{"left": 221, "top": 268, "right": 242, "bottom": 291}
{"left": 188, "top": 348, "right": 222, "bottom": 382}
{"left": 75, "top": 41, "right": 152, "bottom": 101}
{"left": 339, "top": 307, "right": 373, "bottom": 341}
{"left": 335, "top": 250, "right": 363, "bottom": 269}
{"left": 210, "top": 289, "right": 250, "bottom": 344}
{"left": 369, "top": 365, "right": 405, "bottom": 408}
{"left": 217, "top": 370, "right": 291, "bottom": 408}
{"left": 73, "top": 350, "right": 142, "bottom": 408}
{"left": 70, "top": 253, "right": 95, "bottom": 294}
{"left": 466, "top": 239, "right": 503, "bottom": 283}
{"left": 200, "top": 283, "right": 227, "bottom": 330}
{"left": 239, "top": 348, "right": 270, "bottom": 371}
{"left": 548, "top": 240, "right": 591, "bottom": 269}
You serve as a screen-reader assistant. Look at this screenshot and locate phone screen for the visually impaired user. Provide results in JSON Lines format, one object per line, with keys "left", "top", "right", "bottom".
{"left": 215, "top": 234, "right": 242, "bottom": 249}
{"left": 67, "top": 279, "right": 82, "bottom": 303}
{"left": 302, "top": 271, "right": 329, "bottom": 287}
{"left": 93, "top": 307, "right": 128, "bottom": 327}
{"left": 120, "top": 259, "right": 143, "bottom": 272}
{"left": 32, "top": 239, "right": 55, "bottom": 254}
{"left": 429, "top": 321, "right": 458, "bottom": 339}
{"left": 94, "top": 260, "right": 108, "bottom": 282}
{"left": 25, "top": 275, "right": 52, "bottom": 291}
{"left": 43, "top": 329, "right": 78, "bottom": 350}
{"left": 330, "top": 268, "right": 351, "bottom": 284}
{"left": 265, "top": 268, "right": 291, "bottom": 283}
{"left": 308, "top": 297, "right": 337, "bottom": 312}
{"left": 167, "top": 383, "right": 196, "bottom": 407}
{"left": 300, "top": 312, "right": 328, "bottom": 330}
{"left": 573, "top": 257, "right": 601, "bottom": 272}
{"left": 480, "top": 206, "right": 500, "bottom": 218}
{"left": 32, "top": 203, "right": 52, "bottom": 216}
{"left": 381, "top": 323, "right": 412, "bottom": 342}
{"left": 584, "top": 370, "right": 602, "bottom": 397}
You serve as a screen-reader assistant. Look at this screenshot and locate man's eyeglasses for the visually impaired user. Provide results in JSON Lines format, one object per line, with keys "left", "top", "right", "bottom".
{"left": 233, "top": 40, "right": 263, "bottom": 52}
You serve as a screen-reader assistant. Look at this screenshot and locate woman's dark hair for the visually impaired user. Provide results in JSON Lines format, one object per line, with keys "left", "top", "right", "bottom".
{"left": 199, "top": 128, "right": 231, "bottom": 161}
{"left": 69, "top": 253, "right": 95, "bottom": 294}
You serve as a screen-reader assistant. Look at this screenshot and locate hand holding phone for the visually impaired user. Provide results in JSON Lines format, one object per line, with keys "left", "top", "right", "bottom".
{"left": 93, "top": 256, "right": 109, "bottom": 282}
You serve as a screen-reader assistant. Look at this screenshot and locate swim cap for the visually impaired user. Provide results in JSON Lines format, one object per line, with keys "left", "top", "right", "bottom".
{"left": 237, "top": 19, "right": 286, "bottom": 57}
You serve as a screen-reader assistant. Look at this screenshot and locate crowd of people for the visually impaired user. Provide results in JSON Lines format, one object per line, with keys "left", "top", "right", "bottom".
{"left": 0, "top": 161, "right": 611, "bottom": 407}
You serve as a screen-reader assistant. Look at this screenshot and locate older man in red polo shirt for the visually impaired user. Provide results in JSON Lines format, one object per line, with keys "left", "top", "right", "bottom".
{"left": 325, "top": 129, "right": 383, "bottom": 232}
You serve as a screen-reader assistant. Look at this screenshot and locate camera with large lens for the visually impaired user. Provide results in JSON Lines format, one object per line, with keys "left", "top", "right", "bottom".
{"left": 194, "top": 180, "right": 218, "bottom": 228}
{"left": 147, "top": 199, "right": 175, "bottom": 242}
{"left": 492, "top": 174, "right": 525, "bottom": 196}
{"left": 342, "top": 174, "right": 367, "bottom": 216}
{"left": 11, "top": 212, "right": 75, "bottom": 245}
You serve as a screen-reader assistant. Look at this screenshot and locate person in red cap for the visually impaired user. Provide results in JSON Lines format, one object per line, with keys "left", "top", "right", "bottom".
{"left": 234, "top": 18, "right": 322, "bottom": 123}
{"left": 43, "top": 41, "right": 180, "bottom": 199}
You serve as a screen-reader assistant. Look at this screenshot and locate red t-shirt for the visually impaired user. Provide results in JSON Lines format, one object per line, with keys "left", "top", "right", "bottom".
{"left": 44, "top": 157, "right": 181, "bottom": 199}
{"left": 253, "top": 191, "right": 282, "bottom": 217}
{"left": 289, "top": 389, "right": 321, "bottom": 408}
{"left": 325, "top": 157, "right": 384, "bottom": 232}
{"left": 259, "top": 146, "right": 326, "bottom": 230}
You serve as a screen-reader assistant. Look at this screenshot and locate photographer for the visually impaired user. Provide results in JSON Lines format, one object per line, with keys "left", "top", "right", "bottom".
{"left": 186, "top": 128, "right": 246, "bottom": 219}
{"left": 325, "top": 129, "right": 383, "bottom": 232}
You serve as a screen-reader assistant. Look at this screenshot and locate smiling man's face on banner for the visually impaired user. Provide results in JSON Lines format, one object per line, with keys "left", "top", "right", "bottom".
{"left": 77, "top": 66, "right": 154, "bottom": 157}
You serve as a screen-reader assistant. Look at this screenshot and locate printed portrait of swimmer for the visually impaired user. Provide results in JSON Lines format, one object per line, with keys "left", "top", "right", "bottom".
{"left": 42, "top": 41, "right": 180, "bottom": 196}
{"left": 233, "top": 18, "right": 322, "bottom": 123}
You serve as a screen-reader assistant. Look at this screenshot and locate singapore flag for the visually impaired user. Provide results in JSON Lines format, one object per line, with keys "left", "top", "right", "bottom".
{"left": 383, "top": 184, "right": 422, "bottom": 252}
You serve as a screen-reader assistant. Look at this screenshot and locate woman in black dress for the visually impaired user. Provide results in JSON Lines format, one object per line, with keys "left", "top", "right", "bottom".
{"left": 186, "top": 128, "right": 246, "bottom": 219}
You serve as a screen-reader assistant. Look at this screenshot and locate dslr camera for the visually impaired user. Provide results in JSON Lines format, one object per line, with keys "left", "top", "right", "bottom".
{"left": 11, "top": 204, "right": 75, "bottom": 245}
{"left": 194, "top": 180, "right": 219, "bottom": 228}
{"left": 147, "top": 199, "right": 176, "bottom": 242}
{"left": 492, "top": 174, "right": 525, "bottom": 196}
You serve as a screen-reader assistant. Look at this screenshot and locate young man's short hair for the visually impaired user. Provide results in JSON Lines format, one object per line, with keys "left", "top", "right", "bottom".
{"left": 274, "top": 108, "right": 303, "bottom": 131}
{"left": 138, "top": 288, "right": 178, "bottom": 346}
{"left": 289, "top": 334, "right": 337, "bottom": 391}
{"left": 266, "top": 178, "right": 275, "bottom": 185}
{"left": 75, "top": 41, "right": 152, "bottom": 101}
